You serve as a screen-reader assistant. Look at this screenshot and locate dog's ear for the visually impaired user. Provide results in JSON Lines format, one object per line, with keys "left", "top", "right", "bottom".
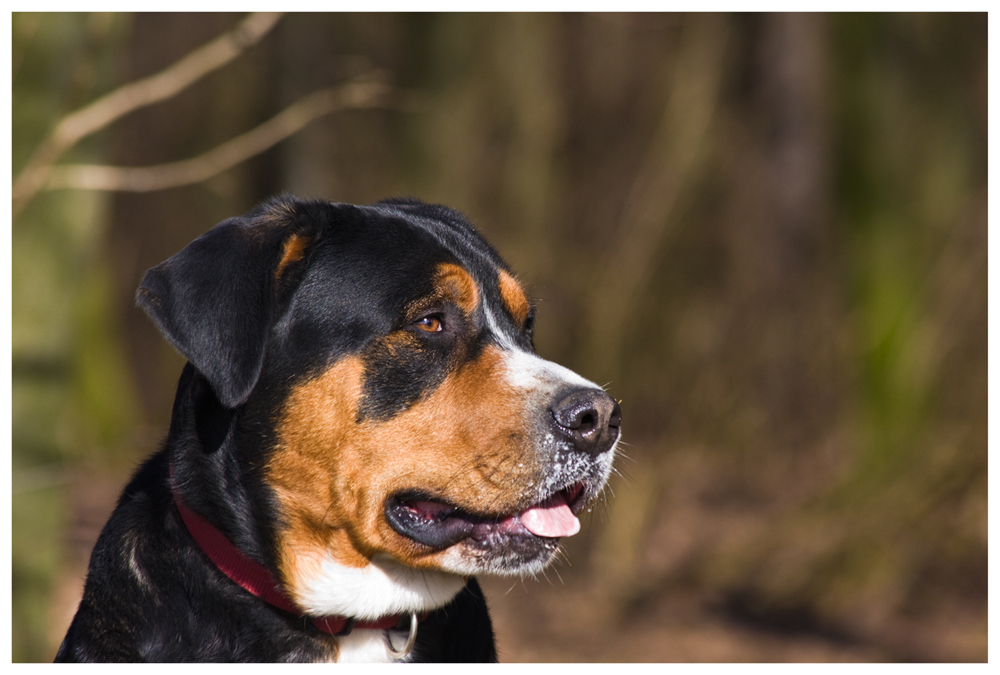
{"left": 136, "top": 200, "right": 319, "bottom": 408}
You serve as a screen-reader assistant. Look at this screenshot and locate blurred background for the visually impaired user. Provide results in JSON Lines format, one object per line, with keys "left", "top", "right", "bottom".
{"left": 11, "top": 12, "right": 987, "bottom": 662}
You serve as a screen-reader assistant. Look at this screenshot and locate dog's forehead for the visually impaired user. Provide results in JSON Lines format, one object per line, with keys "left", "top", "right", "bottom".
{"left": 271, "top": 201, "right": 532, "bottom": 375}
{"left": 366, "top": 203, "right": 506, "bottom": 284}
{"left": 376, "top": 206, "right": 532, "bottom": 330}
{"left": 306, "top": 203, "right": 525, "bottom": 322}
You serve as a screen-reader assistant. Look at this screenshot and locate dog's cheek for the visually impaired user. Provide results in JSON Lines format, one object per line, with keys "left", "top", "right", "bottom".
{"left": 267, "top": 343, "right": 558, "bottom": 575}
{"left": 359, "top": 344, "right": 549, "bottom": 521}
{"left": 268, "top": 357, "right": 374, "bottom": 575}
{"left": 357, "top": 332, "right": 451, "bottom": 423}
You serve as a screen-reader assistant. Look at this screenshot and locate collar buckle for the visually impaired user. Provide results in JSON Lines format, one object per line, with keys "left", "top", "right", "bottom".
{"left": 335, "top": 617, "right": 356, "bottom": 637}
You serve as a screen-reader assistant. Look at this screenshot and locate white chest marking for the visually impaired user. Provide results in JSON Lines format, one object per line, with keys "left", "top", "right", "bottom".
{"left": 295, "top": 552, "right": 465, "bottom": 620}
{"left": 335, "top": 628, "right": 414, "bottom": 663}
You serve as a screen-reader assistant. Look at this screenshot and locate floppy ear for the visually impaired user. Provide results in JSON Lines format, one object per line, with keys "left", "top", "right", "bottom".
{"left": 136, "top": 202, "right": 317, "bottom": 409}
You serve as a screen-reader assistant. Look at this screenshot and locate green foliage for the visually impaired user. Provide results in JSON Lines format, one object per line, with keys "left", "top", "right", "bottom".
{"left": 11, "top": 488, "right": 66, "bottom": 663}
{"left": 12, "top": 13, "right": 138, "bottom": 662}
{"left": 706, "top": 13, "right": 988, "bottom": 646}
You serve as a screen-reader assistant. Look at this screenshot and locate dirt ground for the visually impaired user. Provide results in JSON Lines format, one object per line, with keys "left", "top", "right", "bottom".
{"left": 478, "top": 574, "right": 985, "bottom": 663}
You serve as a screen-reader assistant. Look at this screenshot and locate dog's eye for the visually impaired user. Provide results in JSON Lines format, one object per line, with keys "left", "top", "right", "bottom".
{"left": 414, "top": 315, "right": 444, "bottom": 333}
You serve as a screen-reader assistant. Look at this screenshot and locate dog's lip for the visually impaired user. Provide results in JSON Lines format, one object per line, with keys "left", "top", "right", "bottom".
{"left": 407, "top": 482, "right": 588, "bottom": 520}
{"left": 384, "top": 482, "right": 588, "bottom": 550}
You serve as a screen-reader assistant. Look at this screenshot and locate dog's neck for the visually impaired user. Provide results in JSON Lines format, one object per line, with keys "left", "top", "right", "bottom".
{"left": 166, "top": 365, "right": 466, "bottom": 650}
{"left": 171, "top": 476, "right": 423, "bottom": 636}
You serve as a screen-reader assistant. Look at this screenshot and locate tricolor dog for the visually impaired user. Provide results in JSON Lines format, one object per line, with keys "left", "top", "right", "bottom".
{"left": 56, "top": 197, "right": 621, "bottom": 662}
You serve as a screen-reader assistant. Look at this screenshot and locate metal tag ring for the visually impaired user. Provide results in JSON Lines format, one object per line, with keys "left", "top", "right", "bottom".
{"left": 386, "top": 611, "right": 419, "bottom": 661}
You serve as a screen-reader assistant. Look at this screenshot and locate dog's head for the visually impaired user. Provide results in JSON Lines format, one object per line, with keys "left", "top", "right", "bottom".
{"left": 139, "top": 197, "right": 620, "bottom": 618}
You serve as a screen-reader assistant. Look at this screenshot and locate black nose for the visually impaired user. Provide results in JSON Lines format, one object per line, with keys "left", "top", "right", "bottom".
{"left": 551, "top": 389, "right": 621, "bottom": 457}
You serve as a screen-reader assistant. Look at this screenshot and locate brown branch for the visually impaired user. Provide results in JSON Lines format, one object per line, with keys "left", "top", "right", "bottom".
{"left": 12, "top": 12, "right": 283, "bottom": 216}
{"left": 44, "top": 76, "right": 394, "bottom": 193}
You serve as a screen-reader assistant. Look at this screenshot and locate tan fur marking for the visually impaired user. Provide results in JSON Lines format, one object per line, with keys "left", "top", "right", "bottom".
{"left": 269, "top": 344, "right": 544, "bottom": 602}
{"left": 268, "top": 357, "right": 372, "bottom": 590}
{"left": 276, "top": 233, "right": 309, "bottom": 280}
{"left": 435, "top": 263, "right": 479, "bottom": 316}
{"left": 498, "top": 269, "right": 530, "bottom": 325}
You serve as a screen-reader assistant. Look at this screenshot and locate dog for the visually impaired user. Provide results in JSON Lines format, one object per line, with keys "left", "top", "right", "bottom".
{"left": 55, "top": 196, "right": 621, "bottom": 662}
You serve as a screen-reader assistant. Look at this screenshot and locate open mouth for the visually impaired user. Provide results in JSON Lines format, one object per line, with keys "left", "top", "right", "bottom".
{"left": 385, "top": 483, "right": 588, "bottom": 550}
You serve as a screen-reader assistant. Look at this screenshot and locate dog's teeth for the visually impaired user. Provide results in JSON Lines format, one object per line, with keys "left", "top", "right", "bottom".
{"left": 410, "top": 500, "right": 453, "bottom": 520}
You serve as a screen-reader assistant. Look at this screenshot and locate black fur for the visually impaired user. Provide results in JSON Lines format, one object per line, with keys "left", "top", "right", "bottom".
{"left": 56, "top": 197, "right": 504, "bottom": 662}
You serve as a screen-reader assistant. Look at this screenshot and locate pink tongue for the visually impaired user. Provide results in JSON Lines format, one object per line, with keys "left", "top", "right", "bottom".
{"left": 520, "top": 492, "right": 581, "bottom": 538}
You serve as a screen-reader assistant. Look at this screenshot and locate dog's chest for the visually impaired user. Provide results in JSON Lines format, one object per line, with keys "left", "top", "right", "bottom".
{"left": 331, "top": 629, "right": 412, "bottom": 663}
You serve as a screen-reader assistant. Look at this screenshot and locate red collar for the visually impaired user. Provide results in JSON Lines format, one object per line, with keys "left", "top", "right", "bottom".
{"left": 171, "top": 476, "right": 415, "bottom": 636}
